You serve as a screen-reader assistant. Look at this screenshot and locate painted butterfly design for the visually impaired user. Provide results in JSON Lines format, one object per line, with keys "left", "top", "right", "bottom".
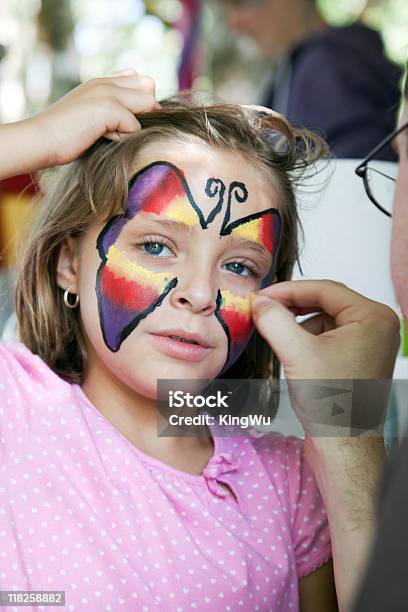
{"left": 96, "top": 161, "right": 281, "bottom": 374}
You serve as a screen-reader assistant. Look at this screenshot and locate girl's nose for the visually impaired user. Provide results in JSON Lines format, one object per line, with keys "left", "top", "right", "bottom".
{"left": 169, "top": 275, "right": 217, "bottom": 316}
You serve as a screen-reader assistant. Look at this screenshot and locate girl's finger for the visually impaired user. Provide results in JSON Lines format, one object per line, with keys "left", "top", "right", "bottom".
{"left": 104, "top": 131, "right": 121, "bottom": 141}
{"left": 108, "top": 67, "right": 138, "bottom": 77}
{"left": 102, "top": 74, "right": 157, "bottom": 97}
{"left": 106, "top": 108, "right": 141, "bottom": 135}
{"left": 137, "top": 75, "right": 156, "bottom": 96}
{"left": 109, "top": 89, "right": 158, "bottom": 114}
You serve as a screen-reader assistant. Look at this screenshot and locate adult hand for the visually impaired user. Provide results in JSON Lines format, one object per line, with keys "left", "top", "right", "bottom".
{"left": 251, "top": 279, "right": 400, "bottom": 379}
{"left": 250, "top": 280, "right": 400, "bottom": 434}
{"left": 251, "top": 280, "right": 398, "bottom": 610}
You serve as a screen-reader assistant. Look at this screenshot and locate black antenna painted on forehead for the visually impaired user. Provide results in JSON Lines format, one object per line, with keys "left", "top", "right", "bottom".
{"left": 220, "top": 181, "right": 249, "bottom": 234}
{"left": 204, "top": 178, "right": 226, "bottom": 226}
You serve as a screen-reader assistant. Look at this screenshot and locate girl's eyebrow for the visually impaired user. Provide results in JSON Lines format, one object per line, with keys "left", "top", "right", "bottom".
{"left": 221, "top": 233, "right": 272, "bottom": 262}
{"left": 136, "top": 214, "right": 272, "bottom": 262}
{"left": 138, "top": 215, "right": 193, "bottom": 235}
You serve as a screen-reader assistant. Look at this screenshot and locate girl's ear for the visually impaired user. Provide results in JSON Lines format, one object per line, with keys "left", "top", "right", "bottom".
{"left": 56, "top": 236, "right": 80, "bottom": 293}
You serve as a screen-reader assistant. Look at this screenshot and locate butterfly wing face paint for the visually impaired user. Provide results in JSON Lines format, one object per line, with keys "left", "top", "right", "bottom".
{"left": 223, "top": 209, "right": 282, "bottom": 289}
{"left": 216, "top": 187, "right": 281, "bottom": 374}
{"left": 95, "top": 161, "right": 282, "bottom": 375}
{"left": 96, "top": 162, "right": 202, "bottom": 352}
{"left": 215, "top": 289, "right": 253, "bottom": 376}
{"left": 97, "top": 244, "right": 177, "bottom": 352}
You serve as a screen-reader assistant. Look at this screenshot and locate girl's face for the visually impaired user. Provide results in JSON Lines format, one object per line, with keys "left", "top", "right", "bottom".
{"left": 67, "top": 140, "right": 281, "bottom": 398}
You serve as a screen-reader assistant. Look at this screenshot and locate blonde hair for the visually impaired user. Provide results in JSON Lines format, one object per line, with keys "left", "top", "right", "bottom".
{"left": 15, "top": 98, "right": 329, "bottom": 387}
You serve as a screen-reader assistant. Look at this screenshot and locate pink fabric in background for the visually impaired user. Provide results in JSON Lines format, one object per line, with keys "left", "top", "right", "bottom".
{"left": 0, "top": 342, "right": 331, "bottom": 611}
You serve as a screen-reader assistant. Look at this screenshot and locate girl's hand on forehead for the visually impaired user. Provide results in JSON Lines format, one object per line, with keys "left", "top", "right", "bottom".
{"left": 33, "top": 68, "right": 160, "bottom": 166}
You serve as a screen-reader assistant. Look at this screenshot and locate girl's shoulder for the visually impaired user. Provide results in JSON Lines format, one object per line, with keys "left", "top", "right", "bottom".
{"left": 248, "top": 430, "right": 313, "bottom": 499}
{"left": 221, "top": 429, "right": 309, "bottom": 499}
{"left": 248, "top": 428, "right": 305, "bottom": 474}
{"left": 0, "top": 340, "right": 70, "bottom": 396}
{"left": 0, "top": 341, "right": 72, "bottom": 465}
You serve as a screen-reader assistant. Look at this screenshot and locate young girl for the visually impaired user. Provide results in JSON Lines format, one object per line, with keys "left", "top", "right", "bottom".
{"left": 0, "top": 70, "right": 340, "bottom": 612}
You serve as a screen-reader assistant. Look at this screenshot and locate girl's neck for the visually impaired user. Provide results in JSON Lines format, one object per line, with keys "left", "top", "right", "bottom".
{"left": 80, "top": 357, "right": 215, "bottom": 475}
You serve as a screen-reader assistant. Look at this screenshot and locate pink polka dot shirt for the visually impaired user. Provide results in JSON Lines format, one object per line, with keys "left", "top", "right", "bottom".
{"left": 0, "top": 342, "right": 332, "bottom": 611}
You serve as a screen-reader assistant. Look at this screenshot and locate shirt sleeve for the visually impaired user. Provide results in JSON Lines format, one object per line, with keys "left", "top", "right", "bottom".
{"left": 252, "top": 430, "right": 332, "bottom": 578}
{"left": 0, "top": 341, "right": 68, "bottom": 466}
{"left": 0, "top": 342, "right": 24, "bottom": 466}
{"left": 284, "top": 435, "right": 332, "bottom": 578}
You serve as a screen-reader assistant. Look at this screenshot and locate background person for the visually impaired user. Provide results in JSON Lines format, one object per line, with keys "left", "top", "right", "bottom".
{"left": 220, "top": 0, "right": 402, "bottom": 159}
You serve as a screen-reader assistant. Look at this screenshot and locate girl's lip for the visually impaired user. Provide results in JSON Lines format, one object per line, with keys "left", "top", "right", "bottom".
{"left": 149, "top": 333, "right": 211, "bottom": 362}
{"left": 153, "top": 328, "right": 211, "bottom": 348}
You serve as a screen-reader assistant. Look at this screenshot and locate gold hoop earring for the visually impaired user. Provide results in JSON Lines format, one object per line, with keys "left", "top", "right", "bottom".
{"left": 63, "top": 287, "right": 79, "bottom": 309}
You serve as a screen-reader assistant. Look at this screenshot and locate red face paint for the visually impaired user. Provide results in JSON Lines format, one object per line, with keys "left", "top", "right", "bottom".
{"left": 214, "top": 290, "right": 254, "bottom": 374}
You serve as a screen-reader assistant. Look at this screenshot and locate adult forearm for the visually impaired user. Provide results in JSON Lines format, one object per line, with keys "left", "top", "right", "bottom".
{"left": 303, "top": 436, "right": 386, "bottom": 612}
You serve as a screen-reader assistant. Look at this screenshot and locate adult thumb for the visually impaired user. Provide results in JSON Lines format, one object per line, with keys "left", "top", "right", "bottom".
{"left": 251, "top": 294, "right": 312, "bottom": 365}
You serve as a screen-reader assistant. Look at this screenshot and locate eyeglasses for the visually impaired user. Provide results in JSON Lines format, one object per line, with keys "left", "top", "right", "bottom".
{"left": 355, "top": 121, "right": 408, "bottom": 218}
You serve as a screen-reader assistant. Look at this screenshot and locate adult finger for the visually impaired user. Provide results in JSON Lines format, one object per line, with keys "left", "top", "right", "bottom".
{"left": 250, "top": 294, "right": 314, "bottom": 365}
{"left": 137, "top": 74, "right": 156, "bottom": 96}
{"left": 300, "top": 312, "right": 335, "bottom": 335}
{"left": 104, "top": 131, "right": 121, "bottom": 141}
{"left": 253, "top": 280, "right": 377, "bottom": 327}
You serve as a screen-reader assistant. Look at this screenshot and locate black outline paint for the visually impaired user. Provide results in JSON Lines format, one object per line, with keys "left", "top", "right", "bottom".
{"left": 204, "top": 177, "right": 226, "bottom": 226}
{"left": 214, "top": 289, "right": 231, "bottom": 373}
{"left": 220, "top": 181, "right": 248, "bottom": 233}
{"left": 96, "top": 212, "right": 179, "bottom": 352}
{"left": 95, "top": 252, "right": 178, "bottom": 353}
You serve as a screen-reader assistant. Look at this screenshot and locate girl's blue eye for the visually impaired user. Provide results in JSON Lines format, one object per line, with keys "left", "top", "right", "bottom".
{"left": 142, "top": 241, "right": 172, "bottom": 257}
{"left": 223, "top": 261, "right": 253, "bottom": 278}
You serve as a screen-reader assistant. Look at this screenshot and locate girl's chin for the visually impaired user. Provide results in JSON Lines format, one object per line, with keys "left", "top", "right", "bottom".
{"left": 130, "top": 362, "right": 225, "bottom": 398}
{"left": 128, "top": 377, "right": 213, "bottom": 403}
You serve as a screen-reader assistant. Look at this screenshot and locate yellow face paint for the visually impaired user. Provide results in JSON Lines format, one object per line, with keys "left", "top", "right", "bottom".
{"left": 97, "top": 243, "right": 177, "bottom": 351}
{"left": 162, "top": 194, "right": 200, "bottom": 226}
{"left": 218, "top": 289, "right": 253, "bottom": 355}
{"left": 106, "top": 244, "right": 171, "bottom": 291}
